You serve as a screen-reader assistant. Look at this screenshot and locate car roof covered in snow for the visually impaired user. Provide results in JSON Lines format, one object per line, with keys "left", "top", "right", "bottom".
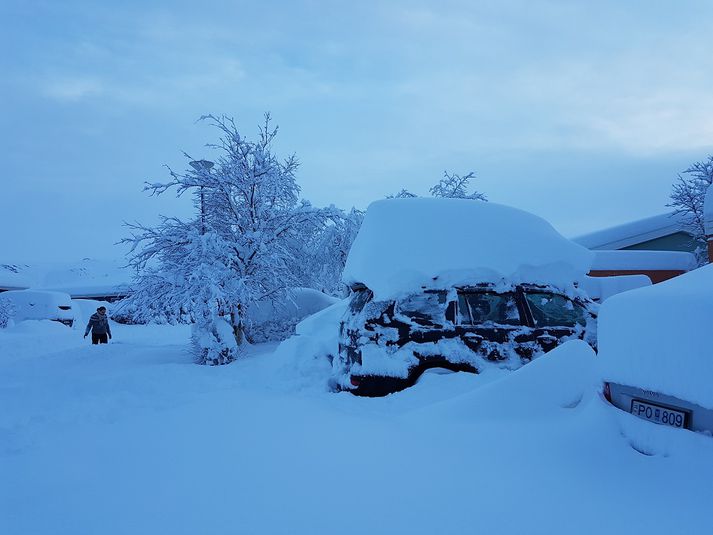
{"left": 342, "top": 198, "right": 594, "bottom": 299}
{"left": 599, "top": 264, "right": 713, "bottom": 409}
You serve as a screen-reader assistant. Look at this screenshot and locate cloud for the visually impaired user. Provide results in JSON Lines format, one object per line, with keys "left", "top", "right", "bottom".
{"left": 43, "top": 76, "right": 104, "bottom": 102}
{"left": 39, "top": 56, "right": 246, "bottom": 107}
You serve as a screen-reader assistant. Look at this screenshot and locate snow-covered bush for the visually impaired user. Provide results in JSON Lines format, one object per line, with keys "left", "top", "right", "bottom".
{"left": 0, "top": 295, "right": 14, "bottom": 328}
{"left": 191, "top": 312, "right": 239, "bottom": 366}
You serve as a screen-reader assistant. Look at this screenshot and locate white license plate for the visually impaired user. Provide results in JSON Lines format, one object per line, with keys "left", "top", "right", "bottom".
{"left": 631, "top": 400, "right": 686, "bottom": 428}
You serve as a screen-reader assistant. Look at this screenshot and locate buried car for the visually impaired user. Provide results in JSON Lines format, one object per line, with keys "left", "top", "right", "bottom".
{"left": 332, "top": 197, "right": 597, "bottom": 396}
{"left": 337, "top": 282, "right": 596, "bottom": 396}
{"left": 0, "top": 290, "right": 75, "bottom": 327}
{"left": 600, "top": 263, "right": 713, "bottom": 435}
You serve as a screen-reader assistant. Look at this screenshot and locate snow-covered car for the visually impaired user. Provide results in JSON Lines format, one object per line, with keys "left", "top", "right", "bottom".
{"left": 600, "top": 264, "right": 713, "bottom": 435}
{"left": 333, "top": 198, "right": 597, "bottom": 396}
{"left": 339, "top": 283, "right": 596, "bottom": 395}
{"left": 0, "top": 290, "right": 75, "bottom": 327}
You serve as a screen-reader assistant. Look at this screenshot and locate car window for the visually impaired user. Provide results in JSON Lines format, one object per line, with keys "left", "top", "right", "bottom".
{"left": 525, "top": 292, "right": 586, "bottom": 327}
{"left": 397, "top": 291, "right": 448, "bottom": 325}
{"left": 457, "top": 292, "right": 521, "bottom": 326}
{"left": 349, "top": 289, "right": 373, "bottom": 314}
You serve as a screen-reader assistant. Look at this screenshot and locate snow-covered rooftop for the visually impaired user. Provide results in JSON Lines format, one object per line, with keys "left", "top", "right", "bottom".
{"left": 599, "top": 264, "right": 713, "bottom": 409}
{"left": 343, "top": 198, "right": 594, "bottom": 299}
{"left": 573, "top": 212, "right": 691, "bottom": 250}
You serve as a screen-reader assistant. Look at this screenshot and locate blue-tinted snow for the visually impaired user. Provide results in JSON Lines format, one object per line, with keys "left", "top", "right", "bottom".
{"left": 2, "top": 320, "right": 713, "bottom": 534}
{"left": 343, "top": 198, "right": 594, "bottom": 299}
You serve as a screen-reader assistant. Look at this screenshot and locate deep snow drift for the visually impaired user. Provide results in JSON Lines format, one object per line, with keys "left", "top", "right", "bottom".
{"left": 343, "top": 198, "right": 594, "bottom": 299}
{"left": 2, "top": 318, "right": 713, "bottom": 535}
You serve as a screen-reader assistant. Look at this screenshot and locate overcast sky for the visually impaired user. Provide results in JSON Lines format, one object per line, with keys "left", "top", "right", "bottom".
{"left": 2, "top": 0, "right": 713, "bottom": 263}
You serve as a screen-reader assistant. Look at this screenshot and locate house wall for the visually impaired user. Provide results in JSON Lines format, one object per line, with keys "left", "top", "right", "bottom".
{"left": 588, "top": 269, "right": 685, "bottom": 284}
{"left": 622, "top": 232, "right": 703, "bottom": 253}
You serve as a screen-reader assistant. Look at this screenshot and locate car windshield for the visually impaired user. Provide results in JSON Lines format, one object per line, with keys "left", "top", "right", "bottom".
{"left": 397, "top": 291, "right": 448, "bottom": 326}
{"left": 525, "top": 292, "right": 586, "bottom": 327}
{"left": 457, "top": 292, "right": 521, "bottom": 326}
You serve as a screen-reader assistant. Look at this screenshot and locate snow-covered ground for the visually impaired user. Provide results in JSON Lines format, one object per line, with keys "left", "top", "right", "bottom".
{"left": 2, "top": 320, "right": 712, "bottom": 535}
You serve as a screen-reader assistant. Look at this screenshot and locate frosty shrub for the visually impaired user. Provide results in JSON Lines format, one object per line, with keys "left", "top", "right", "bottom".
{"left": 123, "top": 114, "right": 332, "bottom": 365}
{"left": 247, "top": 317, "right": 301, "bottom": 344}
{"left": 191, "top": 312, "right": 239, "bottom": 366}
{"left": 669, "top": 155, "right": 713, "bottom": 264}
{"left": 0, "top": 295, "right": 13, "bottom": 328}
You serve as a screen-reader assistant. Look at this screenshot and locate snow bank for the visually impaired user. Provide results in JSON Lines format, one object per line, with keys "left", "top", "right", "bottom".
{"left": 599, "top": 264, "right": 713, "bottom": 409}
{"left": 414, "top": 339, "right": 597, "bottom": 420}
{"left": 269, "top": 299, "right": 349, "bottom": 391}
{"left": 343, "top": 198, "right": 594, "bottom": 299}
{"left": 579, "top": 274, "right": 652, "bottom": 302}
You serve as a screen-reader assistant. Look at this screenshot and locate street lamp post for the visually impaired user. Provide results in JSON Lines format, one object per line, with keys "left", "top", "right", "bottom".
{"left": 189, "top": 159, "right": 214, "bottom": 234}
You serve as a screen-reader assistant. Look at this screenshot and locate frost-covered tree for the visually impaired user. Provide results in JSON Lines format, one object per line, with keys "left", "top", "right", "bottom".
{"left": 0, "top": 295, "right": 13, "bottom": 329}
{"left": 388, "top": 171, "right": 486, "bottom": 201}
{"left": 669, "top": 155, "right": 713, "bottom": 247}
{"left": 122, "top": 114, "right": 329, "bottom": 364}
{"left": 304, "top": 207, "right": 364, "bottom": 296}
{"left": 387, "top": 189, "right": 418, "bottom": 199}
{"left": 430, "top": 171, "right": 486, "bottom": 200}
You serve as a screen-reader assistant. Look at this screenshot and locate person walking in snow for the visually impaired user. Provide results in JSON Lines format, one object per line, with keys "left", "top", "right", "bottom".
{"left": 84, "top": 306, "right": 112, "bottom": 344}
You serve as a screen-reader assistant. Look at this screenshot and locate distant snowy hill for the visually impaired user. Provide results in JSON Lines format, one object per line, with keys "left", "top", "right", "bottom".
{"left": 0, "top": 259, "right": 132, "bottom": 297}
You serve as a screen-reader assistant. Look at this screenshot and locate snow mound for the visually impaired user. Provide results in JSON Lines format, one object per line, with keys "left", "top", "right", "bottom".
{"left": 343, "top": 198, "right": 594, "bottom": 299}
{"left": 414, "top": 339, "right": 597, "bottom": 420}
{"left": 269, "top": 299, "right": 349, "bottom": 391}
{"left": 599, "top": 264, "right": 713, "bottom": 409}
{"left": 579, "top": 274, "right": 652, "bottom": 302}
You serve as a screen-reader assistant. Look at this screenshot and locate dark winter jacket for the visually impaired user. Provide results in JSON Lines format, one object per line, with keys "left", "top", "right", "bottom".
{"left": 85, "top": 312, "right": 111, "bottom": 336}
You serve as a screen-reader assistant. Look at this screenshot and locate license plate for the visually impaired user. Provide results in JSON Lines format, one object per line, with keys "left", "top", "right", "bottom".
{"left": 630, "top": 399, "right": 686, "bottom": 428}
